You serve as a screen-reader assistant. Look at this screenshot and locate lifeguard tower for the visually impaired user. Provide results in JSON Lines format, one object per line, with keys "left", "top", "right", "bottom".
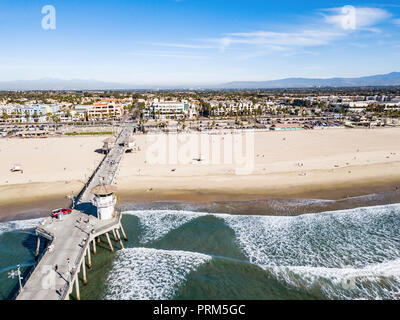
{"left": 91, "top": 185, "right": 117, "bottom": 220}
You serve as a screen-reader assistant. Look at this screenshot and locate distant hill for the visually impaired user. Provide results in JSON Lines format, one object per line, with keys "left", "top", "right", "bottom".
{"left": 1, "top": 72, "right": 400, "bottom": 90}
{"left": 218, "top": 72, "right": 400, "bottom": 89}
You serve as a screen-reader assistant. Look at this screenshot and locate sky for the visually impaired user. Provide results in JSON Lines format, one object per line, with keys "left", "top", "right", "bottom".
{"left": 0, "top": 0, "right": 400, "bottom": 86}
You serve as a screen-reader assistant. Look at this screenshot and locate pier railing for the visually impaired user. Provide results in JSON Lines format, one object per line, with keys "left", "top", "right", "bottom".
{"left": 10, "top": 227, "right": 55, "bottom": 300}
{"left": 93, "top": 209, "right": 122, "bottom": 236}
{"left": 59, "top": 235, "right": 91, "bottom": 300}
{"left": 9, "top": 261, "right": 38, "bottom": 300}
{"left": 36, "top": 227, "right": 55, "bottom": 241}
{"left": 75, "top": 124, "right": 128, "bottom": 205}
{"left": 58, "top": 208, "right": 121, "bottom": 300}
{"left": 75, "top": 155, "right": 108, "bottom": 205}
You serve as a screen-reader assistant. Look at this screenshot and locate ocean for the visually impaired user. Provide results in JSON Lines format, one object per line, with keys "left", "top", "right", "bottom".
{"left": 1, "top": 202, "right": 400, "bottom": 300}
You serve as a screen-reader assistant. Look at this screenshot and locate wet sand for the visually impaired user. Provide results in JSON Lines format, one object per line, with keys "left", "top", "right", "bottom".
{"left": 2, "top": 179, "right": 400, "bottom": 223}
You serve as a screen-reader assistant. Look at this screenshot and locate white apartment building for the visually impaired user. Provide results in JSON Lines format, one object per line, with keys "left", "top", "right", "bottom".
{"left": 146, "top": 99, "right": 195, "bottom": 119}
{"left": 348, "top": 101, "right": 371, "bottom": 113}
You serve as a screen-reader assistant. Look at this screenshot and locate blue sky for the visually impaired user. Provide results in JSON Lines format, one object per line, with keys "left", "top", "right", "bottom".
{"left": 0, "top": 0, "right": 400, "bottom": 85}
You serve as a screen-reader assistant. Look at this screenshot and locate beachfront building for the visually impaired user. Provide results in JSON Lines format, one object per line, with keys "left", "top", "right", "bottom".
{"left": 347, "top": 101, "right": 371, "bottom": 113}
{"left": 145, "top": 99, "right": 192, "bottom": 119}
{"left": 87, "top": 101, "right": 124, "bottom": 120}
{"left": 69, "top": 105, "right": 90, "bottom": 121}
{"left": 0, "top": 105, "right": 50, "bottom": 123}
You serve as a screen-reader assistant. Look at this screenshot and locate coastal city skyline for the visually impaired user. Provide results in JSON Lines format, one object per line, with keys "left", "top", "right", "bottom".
{"left": 1, "top": 0, "right": 400, "bottom": 86}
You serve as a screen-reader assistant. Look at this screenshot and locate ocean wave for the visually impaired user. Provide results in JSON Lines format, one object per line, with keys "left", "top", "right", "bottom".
{"left": 124, "top": 210, "right": 207, "bottom": 243}
{"left": 120, "top": 204, "right": 400, "bottom": 299}
{"left": 104, "top": 248, "right": 212, "bottom": 300}
{"left": 271, "top": 258, "right": 400, "bottom": 300}
{"left": 122, "top": 204, "right": 400, "bottom": 269}
{"left": 221, "top": 203, "right": 400, "bottom": 269}
{"left": 0, "top": 218, "right": 44, "bottom": 236}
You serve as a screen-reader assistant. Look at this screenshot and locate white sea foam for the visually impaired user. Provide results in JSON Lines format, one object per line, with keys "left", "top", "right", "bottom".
{"left": 124, "top": 210, "right": 207, "bottom": 243}
{"left": 221, "top": 203, "right": 400, "bottom": 299}
{"left": 0, "top": 218, "right": 44, "bottom": 235}
{"left": 120, "top": 203, "right": 400, "bottom": 299}
{"left": 221, "top": 203, "right": 400, "bottom": 269}
{"left": 272, "top": 258, "right": 400, "bottom": 300}
{"left": 104, "top": 248, "right": 212, "bottom": 300}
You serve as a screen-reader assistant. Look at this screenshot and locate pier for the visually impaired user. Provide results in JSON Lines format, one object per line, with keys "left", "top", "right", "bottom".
{"left": 16, "top": 121, "right": 134, "bottom": 300}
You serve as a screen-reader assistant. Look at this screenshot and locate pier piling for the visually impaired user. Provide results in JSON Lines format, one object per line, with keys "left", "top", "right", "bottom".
{"left": 82, "top": 260, "right": 87, "bottom": 285}
{"left": 75, "top": 277, "right": 80, "bottom": 300}
{"left": 92, "top": 239, "right": 97, "bottom": 255}
{"left": 105, "top": 232, "right": 114, "bottom": 253}
{"left": 87, "top": 247, "right": 92, "bottom": 269}
{"left": 120, "top": 225, "right": 128, "bottom": 241}
{"left": 35, "top": 236, "right": 41, "bottom": 261}
{"left": 116, "top": 229, "right": 124, "bottom": 249}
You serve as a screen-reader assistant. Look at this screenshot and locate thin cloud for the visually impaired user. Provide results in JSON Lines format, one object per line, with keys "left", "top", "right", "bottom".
{"left": 146, "top": 42, "right": 215, "bottom": 49}
{"left": 129, "top": 51, "right": 210, "bottom": 60}
{"left": 221, "top": 30, "right": 345, "bottom": 47}
{"left": 148, "top": 6, "right": 394, "bottom": 59}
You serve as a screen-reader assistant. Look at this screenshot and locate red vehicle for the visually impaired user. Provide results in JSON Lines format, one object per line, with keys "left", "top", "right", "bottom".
{"left": 51, "top": 208, "right": 72, "bottom": 218}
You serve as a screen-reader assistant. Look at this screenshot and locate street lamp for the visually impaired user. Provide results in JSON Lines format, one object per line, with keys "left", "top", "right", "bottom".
{"left": 66, "top": 191, "right": 75, "bottom": 209}
{"left": 8, "top": 264, "right": 23, "bottom": 293}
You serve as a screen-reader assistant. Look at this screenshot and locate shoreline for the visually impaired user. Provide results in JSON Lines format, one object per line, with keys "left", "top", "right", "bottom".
{"left": 3, "top": 128, "right": 400, "bottom": 222}
{"left": 2, "top": 171, "right": 400, "bottom": 223}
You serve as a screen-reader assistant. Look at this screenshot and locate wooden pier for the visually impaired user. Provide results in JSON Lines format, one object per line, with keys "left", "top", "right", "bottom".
{"left": 16, "top": 122, "right": 134, "bottom": 300}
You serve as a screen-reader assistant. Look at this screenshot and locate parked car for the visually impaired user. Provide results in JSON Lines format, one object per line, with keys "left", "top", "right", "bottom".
{"left": 51, "top": 208, "right": 72, "bottom": 218}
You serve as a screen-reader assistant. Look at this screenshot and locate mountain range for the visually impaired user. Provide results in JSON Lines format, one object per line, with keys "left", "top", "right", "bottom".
{"left": 218, "top": 72, "right": 400, "bottom": 89}
{"left": 1, "top": 72, "right": 400, "bottom": 90}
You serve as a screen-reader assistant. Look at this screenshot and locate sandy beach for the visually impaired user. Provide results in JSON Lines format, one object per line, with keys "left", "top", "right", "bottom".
{"left": 2, "top": 128, "right": 400, "bottom": 220}
{"left": 0, "top": 136, "right": 105, "bottom": 219}
{"left": 117, "top": 128, "right": 400, "bottom": 201}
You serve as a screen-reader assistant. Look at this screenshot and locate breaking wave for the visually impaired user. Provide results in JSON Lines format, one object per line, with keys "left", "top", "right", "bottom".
{"left": 120, "top": 203, "right": 400, "bottom": 299}
{"left": 221, "top": 203, "right": 400, "bottom": 268}
{"left": 272, "top": 259, "right": 400, "bottom": 300}
{"left": 0, "top": 218, "right": 43, "bottom": 236}
{"left": 104, "top": 248, "right": 212, "bottom": 300}
{"left": 125, "top": 210, "right": 206, "bottom": 243}
{"left": 221, "top": 203, "right": 400, "bottom": 299}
